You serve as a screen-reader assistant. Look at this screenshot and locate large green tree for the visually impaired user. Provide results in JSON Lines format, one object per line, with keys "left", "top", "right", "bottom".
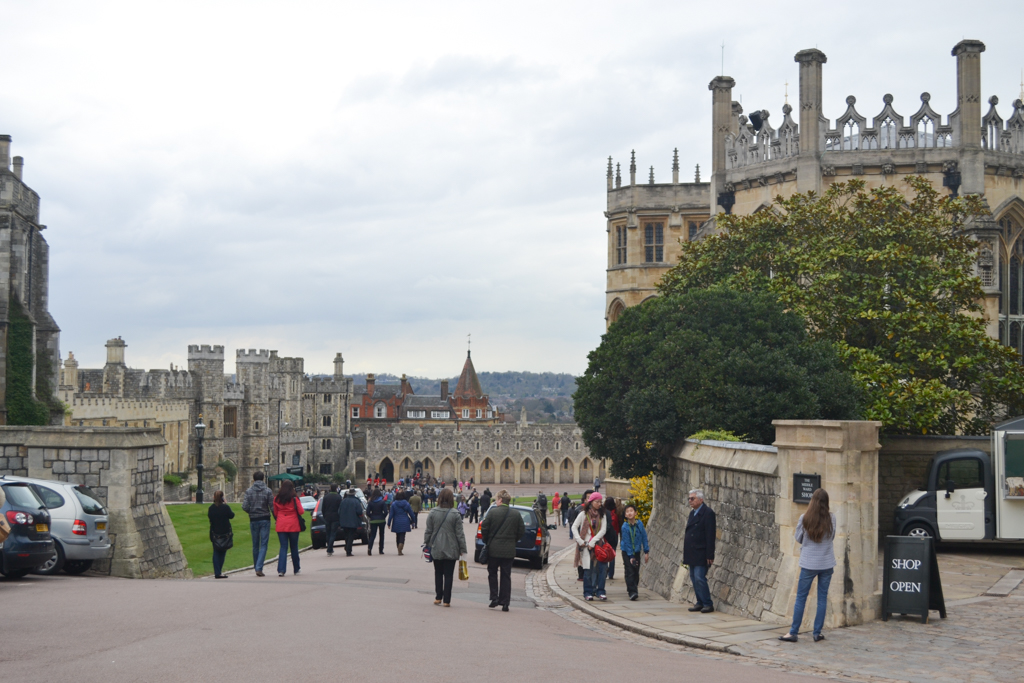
{"left": 660, "top": 177, "right": 1024, "bottom": 435}
{"left": 574, "top": 289, "right": 859, "bottom": 477}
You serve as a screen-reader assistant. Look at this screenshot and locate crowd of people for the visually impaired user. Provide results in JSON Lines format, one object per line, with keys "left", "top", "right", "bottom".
{"left": 205, "top": 472, "right": 837, "bottom": 639}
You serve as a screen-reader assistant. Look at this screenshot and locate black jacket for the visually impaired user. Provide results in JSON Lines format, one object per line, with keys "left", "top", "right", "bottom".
{"left": 603, "top": 509, "right": 619, "bottom": 549}
{"left": 481, "top": 505, "right": 526, "bottom": 559}
{"left": 682, "top": 504, "right": 716, "bottom": 566}
{"left": 559, "top": 497, "right": 571, "bottom": 511}
{"left": 366, "top": 497, "right": 388, "bottom": 522}
{"left": 321, "top": 492, "right": 343, "bottom": 523}
{"left": 338, "top": 495, "right": 365, "bottom": 528}
{"left": 480, "top": 493, "right": 492, "bottom": 511}
{"left": 208, "top": 503, "right": 235, "bottom": 536}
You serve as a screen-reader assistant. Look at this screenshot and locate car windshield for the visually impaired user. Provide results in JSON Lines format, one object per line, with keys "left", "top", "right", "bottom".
{"left": 73, "top": 486, "right": 107, "bottom": 515}
{"left": 2, "top": 483, "right": 45, "bottom": 508}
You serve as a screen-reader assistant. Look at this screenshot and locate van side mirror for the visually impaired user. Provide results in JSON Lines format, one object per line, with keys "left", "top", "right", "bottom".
{"left": 944, "top": 479, "right": 955, "bottom": 499}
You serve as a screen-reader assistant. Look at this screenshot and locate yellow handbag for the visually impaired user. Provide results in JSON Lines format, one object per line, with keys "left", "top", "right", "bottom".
{"left": 0, "top": 516, "right": 10, "bottom": 544}
{"left": 458, "top": 559, "right": 469, "bottom": 581}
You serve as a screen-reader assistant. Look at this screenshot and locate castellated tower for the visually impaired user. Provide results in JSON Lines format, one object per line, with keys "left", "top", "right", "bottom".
{"left": 0, "top": 134, "right": 61, "bottom": 424}
{"left": 236, "top": 349, "right": 270, "bottom": 477}
{"left": 187, "top": 345, "right": 225, "bottom": 472}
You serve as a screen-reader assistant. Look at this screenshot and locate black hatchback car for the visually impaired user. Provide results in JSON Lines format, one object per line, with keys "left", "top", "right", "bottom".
{"left": 474, "top": 505, "right": 550, "bottom": 569}
{"left": 1, "top": 481, "right": 55, "bottom": 578}
{"left": 310, "top": 496, "right": 369, "bottom": 549}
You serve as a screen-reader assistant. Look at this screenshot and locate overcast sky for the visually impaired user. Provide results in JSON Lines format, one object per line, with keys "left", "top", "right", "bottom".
{"left": 3, "top": 2, "right": 1021, "bottom": 378}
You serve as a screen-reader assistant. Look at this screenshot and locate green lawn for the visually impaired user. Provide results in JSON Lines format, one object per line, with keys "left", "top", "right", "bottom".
{"left": 166, "top": 503, "right": 312, "bottom": 577}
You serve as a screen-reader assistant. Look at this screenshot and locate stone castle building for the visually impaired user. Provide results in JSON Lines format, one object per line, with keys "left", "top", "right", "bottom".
{"left": 606, "top": 39, "right": 1024, "bottom": 354}
{"left": 0, "top": 135, "right": 61, "bottom": 423}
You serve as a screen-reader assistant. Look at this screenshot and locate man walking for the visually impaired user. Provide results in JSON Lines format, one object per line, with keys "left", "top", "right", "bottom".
{"left": 481, "top": 490, "right": 525, "bottom": 612}
{"left": 321, "top": 484, "right": 343, "bottom": 556}
{"left": 559, "top": 492, "right": 571, "bottom": 527}
{"left": 534, "top": 490, "right": 548, "bottom": 528}
{"left": 241, "top": 471, "right": 275, "bottom": 576}
{"left": 683, "top": 488, "right": 716, "bottom": 613}
{"left": 338, "top": 488, "right": 365, "bottom": 556}
{"left": 480, "top": 488, "right": 492, "bottom": 516}
{"left": 409, "top": 488, "right": 422, "bottom": 529}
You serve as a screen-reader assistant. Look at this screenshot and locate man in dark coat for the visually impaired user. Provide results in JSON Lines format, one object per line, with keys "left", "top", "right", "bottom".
{"left": 682, "top": 488, "right": 716, "bottom": 613}
{"left": 321, "top": 484, "right": 344, "bottom": 556}
{"left": 480, "top": 489, "right": 492, "bottom": 515}
{"left": 533, "top": 490, "right": 548, "bottom": 528}
{"left": 338, "top": 488, "right": 365, "bottom": 557}
{"left": 480, "top": 490, "right": 525, "bottom": 612}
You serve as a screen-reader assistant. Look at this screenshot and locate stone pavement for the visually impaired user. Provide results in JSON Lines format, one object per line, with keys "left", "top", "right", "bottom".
{"left": 546, "top": 543, "right": 1024, "bottom": 683}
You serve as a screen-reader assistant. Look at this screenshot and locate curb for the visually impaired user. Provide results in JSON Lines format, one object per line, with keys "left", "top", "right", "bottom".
{"left": 544, "top": 548, "right": 741, "bottom": 655}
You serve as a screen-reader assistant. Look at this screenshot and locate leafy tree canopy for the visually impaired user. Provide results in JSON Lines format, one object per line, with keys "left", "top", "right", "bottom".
{"left": 574, "top": 290, "right": 859, "bottom": 478}
{"left": 659, "top": 178, "right": 1024, "bottom": 435}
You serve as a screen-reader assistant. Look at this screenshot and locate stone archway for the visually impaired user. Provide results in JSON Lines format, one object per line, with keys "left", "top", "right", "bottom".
{"left": 579, "top": 457, "right": 593, "bottom": 484}
{"left": 608, "top": 298, "right": 626, "bottom": 326}
{"left": 539, "top": 457, "right": 554, "bottom": 484}
{"left": 354, "top": 459, "right": 366, "bottom": 481}
{"left": 399, "top": 457, "right": 414, "bottom": 478}
{"left": 440, "top": 457, "right": 456, "bottom": 483}
{"left": 461, "top": 457, "right": 476, "bottom": 483}
{"left": 421, "top": 457, "right": 435, "bottom": 478}
{"left": 379, "top": 457, "right": 394, "bottom": 483}
{"left": 559, "top": 457, "right": 574, "bottom": 484}
{"left": 519, "top": 458, "right": 535, "bottom": 484}
{"left": 480, "top": 458, "right": 495, "bottom": 484}
{"left": 500, "top": 457, "right": 515, "bottom": 484}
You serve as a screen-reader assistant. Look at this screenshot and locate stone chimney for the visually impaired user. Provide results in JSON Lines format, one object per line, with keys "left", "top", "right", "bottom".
{"left": 400, "top": 373, "right": 412, "bottom": 395}
{"left": 105, "top": 337, "right": 127, "bottom": 365}
{"left": 953, "top": 39, "right": 986, "bottom": 194}
{"left": 62, "top": 352, "right": 79, "bottom": 389}
{"left": 708, "top": 76, "right": 736, "bottom": 212}
{"left": 333, "top": 352, "right": 344, "bottom": 380}
{"left": 440, "top": 380, "right": 449, "bottom": 401}
{"left": 12, "top": 156, "right": 23, "bottom": 180}
{"left": 0, "top": 135, "right": 10, "bottom": 171}
{"left": 365, "top": 373, "right": 376, "bottom": 395}
{"left": 794, "top": 48, "right": 827, "bottom": 194}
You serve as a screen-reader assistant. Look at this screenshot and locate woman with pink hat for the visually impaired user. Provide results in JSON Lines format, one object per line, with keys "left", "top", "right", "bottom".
{"left": 571, "top": 491, "right": 609, "bottom": 600}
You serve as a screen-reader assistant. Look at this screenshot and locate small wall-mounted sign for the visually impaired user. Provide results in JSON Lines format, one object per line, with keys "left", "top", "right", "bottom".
{"left": 793, "top": 473, "right": 822, "bottom": 504}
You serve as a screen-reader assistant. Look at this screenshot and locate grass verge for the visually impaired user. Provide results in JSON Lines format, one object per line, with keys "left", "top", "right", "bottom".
{"left": 166, "top": 503, "right": 312, "bottom": 577}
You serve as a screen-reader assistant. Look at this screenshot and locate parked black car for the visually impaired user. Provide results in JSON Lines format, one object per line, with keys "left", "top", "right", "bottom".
{"left": 474, "top": 505, "right": 550, "bottom": 569}
{"left": 310, "top": 496, "right": 369, "bottom": 549}
{"left": 1, "top": 481, "right": 55, "bottom": 578}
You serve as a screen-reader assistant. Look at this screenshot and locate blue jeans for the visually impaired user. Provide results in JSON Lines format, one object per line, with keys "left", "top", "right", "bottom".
{"left": 250, "top": 519, "right": 270, "bottom": 571}
{"left": 790, "top": 567, "right": 833, "bottom": 636}
{"left": 277, "top": 532, "right": 300, "bottom": 575}
{"left": 212, "top": 548, "right": 227, "bottom": 577}
{"left": 584, "top": 561, "right": 608, "bottom": 598}
{"left": 690, "top": 563, "right": 713, "bottom": 608}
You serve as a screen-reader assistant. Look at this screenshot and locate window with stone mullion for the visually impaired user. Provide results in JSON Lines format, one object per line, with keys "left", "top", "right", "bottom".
{"left": 644, "top": 222, "right": 664, "bottom": 262}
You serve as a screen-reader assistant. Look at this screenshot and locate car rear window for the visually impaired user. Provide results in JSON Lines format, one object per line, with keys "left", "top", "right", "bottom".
{"left": 31, "top": 484, "right": 66, "bottom": 510}
{"left": 517, "top": 509, "right": 535, "bottom": 527}
{"left": 73, "top": 486, "right": 107, "bottom": 515}
{"left": 2, "top": 483, "right": 45, "bottom": 508}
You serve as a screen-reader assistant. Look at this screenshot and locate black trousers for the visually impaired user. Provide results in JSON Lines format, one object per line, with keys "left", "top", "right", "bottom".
{"left": 434, "top": 559, "right": 457, "bottom": 603}
{"left": 368, "top": 523, "right": 385, "bottom": 552}
{"left": 326, "top": 521, "right": 340, "bottom": 552}
{"left": 606, "top": 540, "right": 618, "bottom": 578}
{"left": 341, "top": 526, "right": 356, "bottom": 555}
{"left": 623, "top": 552, "right": 641, "bottom": 597}
{"left": 468, "top": 508, "right": 479, "bottom": 523}
{"left": 487, "top": 557, "right": 514, "bottom": 607}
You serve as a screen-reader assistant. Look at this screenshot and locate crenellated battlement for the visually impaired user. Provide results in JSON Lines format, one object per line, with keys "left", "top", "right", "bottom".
{"left": 188, "top": 344, "right": 225, "bottom": 360}
{"left": 236, "top": 348, "right": 270, "bottom": 363}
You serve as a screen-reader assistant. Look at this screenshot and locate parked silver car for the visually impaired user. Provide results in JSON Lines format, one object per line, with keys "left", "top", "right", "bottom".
{"left": 3, "top": 476, "right": 111, "bottom": 575}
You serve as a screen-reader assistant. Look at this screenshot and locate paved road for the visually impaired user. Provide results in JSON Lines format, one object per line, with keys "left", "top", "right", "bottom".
{"left": 1, "top": 512, "right": 817, "bottom": 683}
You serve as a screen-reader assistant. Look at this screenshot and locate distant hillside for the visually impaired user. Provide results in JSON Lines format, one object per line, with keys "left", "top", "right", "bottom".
{"left": 337, "top": 371, "right": 578, "bottom": 423}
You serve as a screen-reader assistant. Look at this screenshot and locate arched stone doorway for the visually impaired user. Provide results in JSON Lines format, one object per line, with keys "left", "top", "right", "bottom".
{"left": 559, "top": 457, "right": 574, "bottom": 484}
{"left": 378, "top": 457, "right": 394, "bottom": 483}
{"left": 354, "top": 459, "right": 366, "bottom": 481}
{"left": 579, "top": 457, "right": 593, "bottom": 484}
{"left": 421, "top": 457, "right": 435, "bottom": 478}
{"left": 440, "top": 457, "right": 456, "bottom": 483}
{"left": 539, "top": 457, "right": 554, "bottom": 484}
{"left": 461, "top": 457, "right": 475, "bottom": 483}
{"left": 399, "top": 457, "right": 414, "bottom": 478}
{"left": 480, "top": 458, "right": 495, "bottom": 484}
{"left": 519, "top": 458, "right": 534, "bottom": 484}
{"left": 500, "top": 457, "right": 515, "bottom": 484}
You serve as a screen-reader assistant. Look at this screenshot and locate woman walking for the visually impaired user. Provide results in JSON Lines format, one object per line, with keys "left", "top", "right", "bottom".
{"left": 272, "top": 480, "right": 303, "bottom": 577}
{"left": 423, "top": 488, "right": 467, "bottom": 607}
{"left": 208, "top": 490, "right": 235, "bottom": 579}
{"left": 779, "top": 488, "right": 836, "bottom": 643}
{"left": 551, "top": 492, "right": 561, "bottom": 522}
{"left": 603, "top": 497, "right": 622, "bottom": 580}
{"left": 387, "top": 490, "right": 415, "bottom": 555}
{"left": 571, "top": 492, "right": 608, "bottom": 601}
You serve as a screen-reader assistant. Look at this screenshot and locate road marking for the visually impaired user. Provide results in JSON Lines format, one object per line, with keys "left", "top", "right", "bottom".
{"left": 346, "top": 575, "right": 410, "bottom": 584}
{"left": 984, "top": 569, "right": 1024, "bottom": 596}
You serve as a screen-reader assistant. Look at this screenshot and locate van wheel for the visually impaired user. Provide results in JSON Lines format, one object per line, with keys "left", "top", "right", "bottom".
{"left": 905, "top": 523, "right": 934, "bottom": 539}
{"left": 34, "top": 542, "right": 66, "bottom": 575}
{"left": 62, "top": 560, "right": 93, "bottom": 575}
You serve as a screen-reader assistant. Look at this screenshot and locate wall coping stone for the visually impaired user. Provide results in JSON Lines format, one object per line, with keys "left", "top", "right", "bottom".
{"left": 0, "top": 426, "right": 166, "bottom": 449}
{"left": 679, "top": 439, "right": 779, "bottom": 476}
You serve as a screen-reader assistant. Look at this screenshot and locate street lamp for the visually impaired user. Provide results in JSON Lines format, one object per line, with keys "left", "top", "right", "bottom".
{"left": 194, "top": 415, "right": 206, "bottom": 504}
{"left": 263, "top": 461, "right": 269, "bottom": 482}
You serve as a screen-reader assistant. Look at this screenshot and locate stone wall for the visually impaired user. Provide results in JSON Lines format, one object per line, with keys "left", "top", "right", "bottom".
{"left": 0, "top": 426, "right": 190, "bottom": 579}
{"left": 643, "top": 439, "right": 782, "bottom": 620}
{"left": 877, "top": 434, "right": 990, "bottom": 536}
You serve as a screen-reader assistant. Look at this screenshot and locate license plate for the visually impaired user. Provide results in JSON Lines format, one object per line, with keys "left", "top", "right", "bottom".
{"left": 96, "top": 522, "right": 106, "bottom": 530}
{"left": 36, "top": 524, "right": 48, "bottom": 532}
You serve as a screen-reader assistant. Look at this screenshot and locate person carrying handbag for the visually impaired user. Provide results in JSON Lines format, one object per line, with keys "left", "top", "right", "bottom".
{"left": 208, "top": 490, "right": 235, "bottom": 579}
{"left": 571, "top": 492, "right": 609, "bottom": 601}
{"left": 423, "top": 488, "right": 467, "bottom": 607}
{"left": 272, "top": 480, "right": 304, "bottom": 577}
{"left": 480, "top": 489, "right": 525, "bottom": 612}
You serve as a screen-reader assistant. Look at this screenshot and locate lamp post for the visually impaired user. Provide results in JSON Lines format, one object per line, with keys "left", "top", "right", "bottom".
{"left": 263, "top": 460, "right": 269, "bottom": 482}
{"left": 195, "top": 415, "right": 206, "bottom": 504}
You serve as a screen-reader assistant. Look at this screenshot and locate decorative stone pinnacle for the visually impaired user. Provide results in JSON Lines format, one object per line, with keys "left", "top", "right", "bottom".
{"left": 649, "top": 166, "right": 655, "bottom": 184}
{"left": 672, "top": 148, "right": 679, "bottom": 172}
{"left": 695, "top": 163, "right": 701, "bottom": 182}
{"left": 615, "top": 163, "right": 621, "bottom": 188}
{"left": 630, "top": 150, "right": 636, "bottom": 173}
{"left": 607, "top": 156, "right": 613, "bottom": 178}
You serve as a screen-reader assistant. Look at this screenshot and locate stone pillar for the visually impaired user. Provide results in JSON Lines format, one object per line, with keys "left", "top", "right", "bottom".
{"left": 794, "top": 49, "right": 827, "bottom": 195}
{"left": 953, "top": 39, "right": 986, "bottom": 195}
{"left": 708, "top": 76, "right": 736, "bottom": 213}
{"left": 770, "top": 420, "right": 881, "bottom": 629}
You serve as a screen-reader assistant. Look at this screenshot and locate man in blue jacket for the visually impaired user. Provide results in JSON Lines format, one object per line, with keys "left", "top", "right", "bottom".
{"left": 619, "top": 503, "right": 650, "bottom": 601}
{"left": 338, "top": 488, "right": 365, "bottom": 557}
{"left": 683, "top": 489, "right": 716, "bottom": 613}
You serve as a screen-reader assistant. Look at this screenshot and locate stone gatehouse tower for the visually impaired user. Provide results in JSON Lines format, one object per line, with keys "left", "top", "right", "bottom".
{"left": 607, "top": 40, "right": 1024, "bottom": 354}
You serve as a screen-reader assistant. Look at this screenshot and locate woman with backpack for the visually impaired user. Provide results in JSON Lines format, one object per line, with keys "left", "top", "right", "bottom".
{"left": 571, "top": 492, "right": 609, "bottom": 601}
{"left": 779, "top": 488, "right": 836, "bottom": 643}
{"left": 423, "top": 488, "right": 467, "bottom": 607}
{"left": 272, "top": 480, "right": 304, "bottom": 577}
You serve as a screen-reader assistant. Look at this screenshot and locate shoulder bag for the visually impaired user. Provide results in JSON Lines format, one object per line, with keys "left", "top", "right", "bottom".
{"left": 212, "top": 531, "right": 234, "bottom": 551}
{"left": 422, "top": 508, "right": 455, "bottom": 563}
{"left": 591, "top": 516, "right": 615, "bottom": 563}
{"left": 292, "top": 499, "right": 307, "bottom": 532}
{"left": 479, "top": 506, "right": 515, "bottom": 564}
{"left": 0, "top": 515, "right": 10, "bottom": 543}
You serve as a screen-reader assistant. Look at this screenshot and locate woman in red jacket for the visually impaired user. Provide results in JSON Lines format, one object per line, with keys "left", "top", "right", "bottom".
{"left": 273, "top": 480, "right": 304, "bottom": 577}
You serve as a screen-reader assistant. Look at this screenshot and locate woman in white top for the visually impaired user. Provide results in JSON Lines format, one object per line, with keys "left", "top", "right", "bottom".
{"left": 779, "top": 488, "right": 836, "bottom": 643}
{"left": 571, "top": 492, "right": 608, "bottom": 601}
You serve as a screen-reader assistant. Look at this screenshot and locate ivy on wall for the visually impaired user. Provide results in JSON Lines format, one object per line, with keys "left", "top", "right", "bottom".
{"left": 6, "top": 298, "right": 52, "bottom": 425}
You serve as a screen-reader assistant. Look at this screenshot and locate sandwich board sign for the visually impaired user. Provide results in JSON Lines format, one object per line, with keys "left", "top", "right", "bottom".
{"left": 882, "top": 535, "right": 946, "bottom": 623}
